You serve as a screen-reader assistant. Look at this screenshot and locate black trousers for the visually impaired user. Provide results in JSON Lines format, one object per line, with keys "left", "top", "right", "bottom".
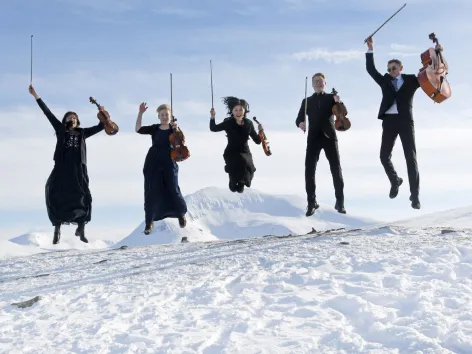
{"left": 305, "top": 133, "right": 344, "bottom": 204}
{"left": 380, "top": 115, "right": 419, "bottom": 197}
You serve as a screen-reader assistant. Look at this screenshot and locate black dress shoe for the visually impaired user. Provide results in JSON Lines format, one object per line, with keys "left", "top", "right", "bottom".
{"left": 390, "top": 177, "right": 403, "bottom": 199}
{"left": 306, "top": 201, "right": 319, "bottom": 216}
{"left": 410, "top": 196, "right": 421, "bottom": 209}
{"left": 335, "top": 200, "right": 346, "bottom": 214}
{"left": 236, "top": 183, "right": 244, "bottom": 193}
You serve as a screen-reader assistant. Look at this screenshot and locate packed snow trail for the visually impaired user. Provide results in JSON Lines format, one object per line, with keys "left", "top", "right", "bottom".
{"left": 1, "top": 225, "right": 471, "bottom": 353}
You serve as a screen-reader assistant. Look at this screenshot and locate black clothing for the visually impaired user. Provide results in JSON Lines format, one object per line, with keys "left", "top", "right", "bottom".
{"left": 36, "top": 98, "right": 104, "bottom": 226}
{"left": 380, "top": 116, "right": 419, "bottom": 196}
{"left": 366, "top": 52, "right": 420, "bottom": 120}
{"left": 296, "top": 92, "right": 338, "bottom": 140}
{"left": 137, "top": 124, "right": 187, "bottom": 223}
{"left": 295, "top": 92, "right": 344, "bottom": 205}
{"left": 366, "top": 52, "right": 421, "bottom": 198}
{"left": 210, "top": 117, "right": 261, "bottom": 190}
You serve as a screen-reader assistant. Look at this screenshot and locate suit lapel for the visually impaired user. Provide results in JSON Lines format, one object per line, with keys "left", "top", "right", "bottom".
{"left": 396, "top": 74, "right": 406, "bottom": 92}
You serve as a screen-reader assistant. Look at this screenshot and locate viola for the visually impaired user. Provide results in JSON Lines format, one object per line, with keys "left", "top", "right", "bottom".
{"left": 169, "top": 115, "right": 190, "bottom": 162}
{"left": 89, "top": 97, "right": 119, "bottom": 135}
{"left": 417, "top": 33, "right": 451, "bottom": 103}
{"left": 331, "top": 88, "right": 351, "bottom": 131}
{"left": 253, "top": 117, "right": 271, "bottom": 156}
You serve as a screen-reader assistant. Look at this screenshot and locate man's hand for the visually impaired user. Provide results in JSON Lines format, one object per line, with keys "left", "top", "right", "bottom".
{"left": 170, "top": 120, "right": 179, "bottom": 131}
{"left": 334, "top": 95, "right": 340, "bottom": 102}
{"left": 210, "top": 107, "right": 215, "bottom": 119}
{"left": 366, "top": 36, "right": 373, "bottom": 50}
{"left": 299, "top": 121, "right": 306, "bottom": 132}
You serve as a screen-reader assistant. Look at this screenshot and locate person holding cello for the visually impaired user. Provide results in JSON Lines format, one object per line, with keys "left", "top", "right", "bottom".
{"left": 365, "top": 36, "right": 442, "bottom": 209}
{"left": 135, "top": 102, "right": 188, "bottom": 235}
{"left": 295, "top": 73, "right": 346, "bottom": 216}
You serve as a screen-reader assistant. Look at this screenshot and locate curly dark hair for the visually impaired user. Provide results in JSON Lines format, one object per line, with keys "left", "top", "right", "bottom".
{"left": 221, "top": 96, "right": 250, "bottom": 117}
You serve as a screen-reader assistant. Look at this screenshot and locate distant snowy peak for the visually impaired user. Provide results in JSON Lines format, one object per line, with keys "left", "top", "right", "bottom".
{"left": 184, "top": 186, "right": 304, "bottom": 219}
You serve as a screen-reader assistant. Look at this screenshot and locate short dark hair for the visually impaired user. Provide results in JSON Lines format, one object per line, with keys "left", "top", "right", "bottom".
{"left": 388, "top": 59, "right": 402, "bottom": 66}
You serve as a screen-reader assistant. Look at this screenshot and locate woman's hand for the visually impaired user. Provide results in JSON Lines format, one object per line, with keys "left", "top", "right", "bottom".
{"left": 139, "top": 102, "right": 148, "bottom": 114}
{"left": 28, "top": 84, "right": 39, "bottom": 99}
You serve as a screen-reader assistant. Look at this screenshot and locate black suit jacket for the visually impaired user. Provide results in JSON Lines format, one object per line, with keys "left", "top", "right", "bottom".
{"left": 366, "top": 52, "right": 420, "bottom": 120}
{"left": 295, "top": 92, "right": 337, "bottom": 140}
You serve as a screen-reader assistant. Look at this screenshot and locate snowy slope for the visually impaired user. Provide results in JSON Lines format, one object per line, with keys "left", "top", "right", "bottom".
{"left": 0, "top": 218, "right": 471, "bottom": 352}
{"left": 394, "top": 204, "right": 472, "bottom": 228}
{"left": 115, "top": 186, "right": 378, "bottom": 247}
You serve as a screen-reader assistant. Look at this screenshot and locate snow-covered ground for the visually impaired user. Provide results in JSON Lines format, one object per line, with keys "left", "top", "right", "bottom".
{"left": 0, "top": 196, "right": 471, "bottom": 352}
{"left": 1, "top": 187, "right": 378, "bottom": 258}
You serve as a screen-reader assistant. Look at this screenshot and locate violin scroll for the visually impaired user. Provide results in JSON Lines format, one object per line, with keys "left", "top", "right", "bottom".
{"left": 331, "top": 88, "right": 351, "bottom": 132}
{"left": 89, "top": 97, "right": 119, "bottom": 135}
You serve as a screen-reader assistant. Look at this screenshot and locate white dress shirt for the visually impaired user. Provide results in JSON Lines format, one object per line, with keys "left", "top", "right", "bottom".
{"left": 367, "top": 49, "right": 403, "bottom": 114}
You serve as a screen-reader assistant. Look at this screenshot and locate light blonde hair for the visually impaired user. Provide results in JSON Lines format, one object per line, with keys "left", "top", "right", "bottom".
{"left": 156, "top": 104, "right": 171, "bottom": 114}
{"left": 312, "top": 72, "right": 325, "bottom": 80}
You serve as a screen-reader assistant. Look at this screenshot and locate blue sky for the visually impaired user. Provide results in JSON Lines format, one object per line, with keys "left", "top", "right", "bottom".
{"left": 1, "top": 0, "right": 471, "bottom": 240}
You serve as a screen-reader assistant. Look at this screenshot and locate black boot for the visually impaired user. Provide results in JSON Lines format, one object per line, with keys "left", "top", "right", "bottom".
{"left": 335, "top": 199, "right": 346, "bottom": 214}
{"left": 390, "top": 177, "right": 403, "bottom": 199}
{"left": 75, "top": 223, "right": 88, "bottom": 243}
{"left": 236, "top": 182, "right": 244, "bottom": 193}
{"left": 144, "top": 221, "right": 154, "bottom": 235}
{"left": 53, "top": 225, "right": 61, "bottom": 244}
{"left": 178, "top": 215, "right": 187, "bottom": 228}
{"left": 306, "top": 201, "right": 319, "bottom": 217}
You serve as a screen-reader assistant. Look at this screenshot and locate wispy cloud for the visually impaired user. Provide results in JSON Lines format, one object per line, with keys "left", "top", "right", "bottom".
{"left": 153, "top": 6, "right": 207, "bottom": 18}
{"left": 290, "top": 48, "right": 365, "bottom": 63}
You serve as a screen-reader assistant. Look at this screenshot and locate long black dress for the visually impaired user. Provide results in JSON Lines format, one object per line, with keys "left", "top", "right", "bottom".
{"left": 36, "top": 98, "right": 104, "bottom": 226}
{"left": 210, "top": 116, "right": 261, "bottom": 191}
{"left": 137, "top": 124, "right": 188, "bottom": 223}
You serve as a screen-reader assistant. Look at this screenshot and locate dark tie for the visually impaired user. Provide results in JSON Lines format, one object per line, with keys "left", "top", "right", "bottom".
{"left": 392, "top": 78, "right": 398, "bottom": 91}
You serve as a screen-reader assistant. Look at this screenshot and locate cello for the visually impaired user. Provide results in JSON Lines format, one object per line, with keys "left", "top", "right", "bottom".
{"left": 89, "top": 97, "right": 119, "bottom": 135}
{"left": 417, "top": 33, "right": 451, "bottom": 103}
{"left": 331, "top": 88, "right": 351, "bottom": 131}
{"left": 253, "top": 117, "right": 271, "bottom": 156}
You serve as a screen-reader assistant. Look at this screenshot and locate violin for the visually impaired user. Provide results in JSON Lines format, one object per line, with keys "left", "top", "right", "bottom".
{"left": 169, "top": 115, "right": 190, "bottom": 162}
{"left": 331, "top": 88, "right": 351, "bottom": 131}
{"left": 253, "top": 117, "right": 271, "bottom": 156}
{"left": 89, "top": 97, "right": 119, "bottom": 135}
{"left": 417, "top": 33, "right": 451, "bottom": 103}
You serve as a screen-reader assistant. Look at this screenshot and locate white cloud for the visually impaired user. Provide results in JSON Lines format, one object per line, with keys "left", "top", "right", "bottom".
{"left": 291, "top": 48, "right": 365, "bottom": 63}
{"left": 153, "top": 7, "right": 207, "bottom": 18}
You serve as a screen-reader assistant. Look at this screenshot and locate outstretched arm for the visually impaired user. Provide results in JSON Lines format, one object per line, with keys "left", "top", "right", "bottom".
{"left": 135, "top": 102, "right": 147, "bottom": 132}
{"left": 84, "top": 121, "right": 104, "bottom": 139}
{"left": 365, "top": 37, "right": 383, "bottom": 86}
{"left": 29, "top": 85, "right": 62, "bottom": 132}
